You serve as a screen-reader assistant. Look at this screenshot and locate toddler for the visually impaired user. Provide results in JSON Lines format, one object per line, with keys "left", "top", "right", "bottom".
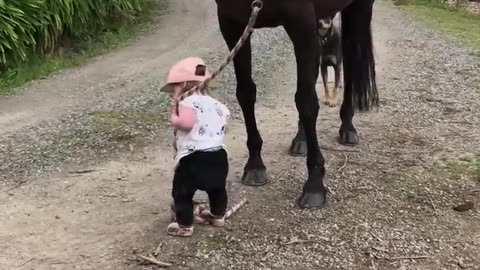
{"left": 160, "top": 57, "right": 230, "bottom": 237}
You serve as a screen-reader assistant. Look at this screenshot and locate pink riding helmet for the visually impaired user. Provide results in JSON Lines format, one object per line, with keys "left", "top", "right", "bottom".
{"left": 160, "top": 57, "right": 211, "bottom": 93}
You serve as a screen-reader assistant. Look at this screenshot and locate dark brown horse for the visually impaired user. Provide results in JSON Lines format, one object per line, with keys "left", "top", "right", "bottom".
{"left": 215, "top": 0, "right": 379, "bottom": 208}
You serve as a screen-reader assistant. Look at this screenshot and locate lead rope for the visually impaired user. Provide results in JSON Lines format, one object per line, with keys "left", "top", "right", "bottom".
{"left": 175, "top": 0, "right": 263, "bottom": 106}
{"left": 172, "top": 0, "right": 263, "bottom": 158}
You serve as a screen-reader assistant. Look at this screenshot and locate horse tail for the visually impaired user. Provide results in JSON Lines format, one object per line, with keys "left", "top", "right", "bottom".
{"left": 341, "top": 0, "right": 379, "bottom": 112}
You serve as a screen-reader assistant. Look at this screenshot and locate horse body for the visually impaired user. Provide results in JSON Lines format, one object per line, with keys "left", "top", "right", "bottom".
{"left": 214, "top": 0, "right": 379, "bottom": 208}
{"left": 216, "top": 0, "right": 352, "bottom": 28}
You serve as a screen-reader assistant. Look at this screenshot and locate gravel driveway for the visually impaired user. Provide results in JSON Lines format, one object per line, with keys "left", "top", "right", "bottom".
{"left": 0, "top": 1, "right": 479, "bottom": 270}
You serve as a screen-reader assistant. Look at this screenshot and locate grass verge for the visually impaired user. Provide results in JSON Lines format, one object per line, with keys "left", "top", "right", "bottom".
{"left": 0, "top": 0, "right": 168, "bottom": 96}
{"left": 391, "top": 0, "right": 480, "bottom": 54}
{"left": 388, "top": 154, "right": 479, "bottom": 207}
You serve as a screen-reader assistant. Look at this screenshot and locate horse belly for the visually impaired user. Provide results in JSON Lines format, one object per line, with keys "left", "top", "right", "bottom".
{"left": 314, "top": 0, "right": 352, "bottom": 18}
{"left": 215, "top": 0, "right": 291, "bottom": 28}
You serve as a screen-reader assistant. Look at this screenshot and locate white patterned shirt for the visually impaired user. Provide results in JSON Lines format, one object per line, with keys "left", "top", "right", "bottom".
{"left": 174, "top": 94, "right": 230, "bottom": 164}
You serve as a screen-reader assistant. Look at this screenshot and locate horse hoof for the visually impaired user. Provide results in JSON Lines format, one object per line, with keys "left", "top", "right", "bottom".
{"left": 339, "top": 130, "right": 359, "bottom": 146}
{"left": 297, "top": 191, "right": 327, "bottom": 209}
{"left": 297, "top": 190, "right": 328, "bottom": 209}
{"left": 242, "top": 168, "right": 267, "bottom": 186}
{"left": 289, "top": 139, "right": 307, "bottom": 156}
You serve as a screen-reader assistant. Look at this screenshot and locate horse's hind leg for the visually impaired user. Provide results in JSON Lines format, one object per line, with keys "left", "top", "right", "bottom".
{"left": 218, "top": 14, "right": 267, "bottom": 186}
{"left": 339, "top": 0, "right": 378, "bottom": 146}
{"left": 285, "top": 14, "right": 328, "bottom": 208}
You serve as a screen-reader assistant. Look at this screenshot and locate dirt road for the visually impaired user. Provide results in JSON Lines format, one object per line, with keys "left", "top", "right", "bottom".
{"left": 1, "top": 1, "right": 479, "bottom": 270}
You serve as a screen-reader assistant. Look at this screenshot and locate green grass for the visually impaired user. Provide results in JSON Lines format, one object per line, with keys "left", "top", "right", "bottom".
{"left": 443, "top": 154, "right": 480, "bottom": 182}
{"left": 89, "top": 109, "right": 164, "bottom": 141}
{"left": 394, "top": 0, "right": 480, "bottom": 52}
{"left": 388, "top": 154, "right": 480, "bottom": 205}
{"left": 0, "top": 0, "right": 167, "bottom": 96}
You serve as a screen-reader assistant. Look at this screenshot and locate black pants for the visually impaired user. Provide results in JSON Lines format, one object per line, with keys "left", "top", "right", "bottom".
{"left": 172, "top": 148, "right": 229, "bottom": 227}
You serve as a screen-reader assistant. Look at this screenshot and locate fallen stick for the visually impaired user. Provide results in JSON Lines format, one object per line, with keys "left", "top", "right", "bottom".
{"left": 5, "top": 181, "right": 26, "bottom": 193}
{"left": 137, "top": 254, "right": 172, "bottom": 268}
{"left": 338, "top": 153, "right": 348, "bottom": 172}
{"left": 369, "top": 231, "right": 386, "bottom": 245}
{"left": 320, "top": 146, "right": 360, "bottom": 153}
{"left": 69, "top": 169, "right": 95, "bottom": 174}
{"left": 427, "top": 193, "right": 438, "bottom": 218}
{"left": 284, "top": 239, "right": 315, "bottom": 245}
{"left": 153, "top": 243, "right": 163, "bottom": 257}
{"left": 377, "top": 255, "right": 431, "bottom": 261}
{"left": 17, "top": 258, "right": 36, "bottom": 267}
{"left": 354, "top": 226, "right": 359, "bottom": 251}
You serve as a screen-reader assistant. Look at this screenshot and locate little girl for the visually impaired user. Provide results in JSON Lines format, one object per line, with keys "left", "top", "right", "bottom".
{"left": 160, "top": 57, "right": 230, "bottom": 237}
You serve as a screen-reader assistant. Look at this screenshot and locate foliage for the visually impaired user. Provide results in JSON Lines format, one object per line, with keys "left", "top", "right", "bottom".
{"left": 395, "top": 0, "right": 480, "bottom": 52}
{"left": 0, "top": 0, "right": 145, "bottom": 70}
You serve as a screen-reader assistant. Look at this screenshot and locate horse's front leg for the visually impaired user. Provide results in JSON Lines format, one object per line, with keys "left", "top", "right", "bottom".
{"left": 218, "top": 14, "right": 267, "bottom": 186}
{"left": 285, "top": 17, "right": 328, "bottom": 208}
{"left": 289, "top": 37, "right": 322, "bottom": 157}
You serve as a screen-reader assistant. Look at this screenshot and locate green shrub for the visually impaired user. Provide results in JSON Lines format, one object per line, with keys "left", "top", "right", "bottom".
{"left": 0, "top": 0, "right": 144, "bottom": 70}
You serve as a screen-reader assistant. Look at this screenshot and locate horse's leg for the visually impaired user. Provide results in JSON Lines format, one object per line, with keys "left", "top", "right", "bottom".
{"left": 218, "top": 14, "right": 266, "bottom": 186}
{"left": 338, "top": 68, "right": 358, "bottom": 145}
{"left": 285, "top": 15, "right": 327, "bottom": 208}
{"left": 339, "top": 0, "right": 379, "bottom": 145}
{"left": 289, "top": 42, "right": 321, "bottom": 158}
{"left": 289, "top": 120, "right": 307, "bottom": 156}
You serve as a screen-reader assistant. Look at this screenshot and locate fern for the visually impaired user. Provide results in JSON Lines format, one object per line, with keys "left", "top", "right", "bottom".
{"left": 0, "top": 0, "right": 146, "bottom": 70}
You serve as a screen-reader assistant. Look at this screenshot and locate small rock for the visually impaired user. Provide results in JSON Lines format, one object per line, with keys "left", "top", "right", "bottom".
{"left": 453, "top": 202, "right": 474, "bottom": 212}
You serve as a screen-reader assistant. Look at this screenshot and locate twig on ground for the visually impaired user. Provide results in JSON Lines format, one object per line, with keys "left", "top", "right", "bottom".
{"left": 284, "top": 238, "right": 315, "bottom": 245}
{"left": 69, "top": 169, "right": 95, "bottom": 174}
{"left": 17, "top": 258, "right": 36, "bottom": 267}
{"left": 4, "top": 181, "right": 26, "bottom": 193}
{"left": 427, "top": 193, "right": 438, "bottom": 218}
{"left": 370, "top": 258, "right": 377, "bottom": 270}
{"left": 368, "top": 252, "right": 377, "bottom": 270}
{"left": 153, "top": 243, "right": 163, "bottom": 257}
{"left": 377, "top": 255, "right": 431, "bottom": 261}
{"left": 338, "top": 153, "right": 348, "bottom": 172}
{"left": 356, "top": 182, "right": 383, "bottom": 192}
{"left": 137, "top": 254, "right": 172, "bottom": 268}
{"left": 354, "top": 226, "right": 359, "bottom": 251}
{"left": 389, "top": 233, "right": 398, "bottom": 257}
{"left": 320, "top": 146, "right": 360, "bottom": 153}
{"left": 372, "top": 246, "right": 388, "bottom": 253}
{"left": 370, "top": 232, "right": 386, "bottom": 245}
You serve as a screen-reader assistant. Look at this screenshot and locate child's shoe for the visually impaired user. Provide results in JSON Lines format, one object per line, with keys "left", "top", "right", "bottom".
{"left": 195, "top": 208, "right": 225, "bottom": 227}
{"left": 210, "top": 215, "right": 225, "bottom": 227}
{"left": 166, "top": 222, "right": 193, "bottom": 237}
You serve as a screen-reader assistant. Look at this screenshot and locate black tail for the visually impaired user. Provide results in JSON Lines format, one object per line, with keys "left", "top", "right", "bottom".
{"left": 341, "top": 0, "right": 379, "bottom": 112}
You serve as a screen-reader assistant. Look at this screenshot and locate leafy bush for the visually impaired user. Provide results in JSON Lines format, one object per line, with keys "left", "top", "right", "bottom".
{"left": 0, "top": 0, "right": 145, "bottom": 70}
